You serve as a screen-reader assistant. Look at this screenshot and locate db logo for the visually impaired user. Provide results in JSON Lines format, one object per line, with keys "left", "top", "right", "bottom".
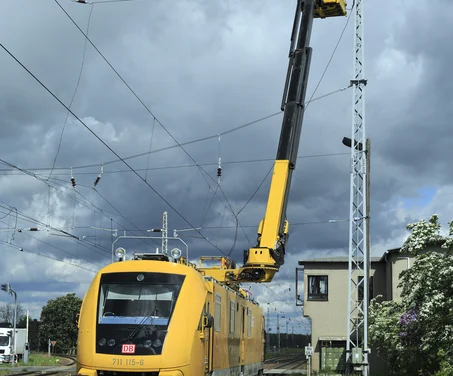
{"left": 121, "top": 344, "right": 136, "bottom": 354}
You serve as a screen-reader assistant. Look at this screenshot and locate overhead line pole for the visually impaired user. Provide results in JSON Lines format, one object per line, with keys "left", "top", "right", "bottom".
{"left": 345, "top": 0, "right": 368, "bottom": 374}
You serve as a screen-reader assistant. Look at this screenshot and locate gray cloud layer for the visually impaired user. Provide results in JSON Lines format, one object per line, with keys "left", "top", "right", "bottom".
{"left": 1, "top": 0, "right": 452, "bottom": 331}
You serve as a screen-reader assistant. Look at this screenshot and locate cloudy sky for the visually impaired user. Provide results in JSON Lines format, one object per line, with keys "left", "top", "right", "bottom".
{"left": 0, "top": 0, "right": 452, "bottom": 334}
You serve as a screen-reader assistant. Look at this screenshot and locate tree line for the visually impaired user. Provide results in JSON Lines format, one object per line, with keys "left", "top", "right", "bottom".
{"left": 0, "top": 293, "right": 81, "bottom": 353}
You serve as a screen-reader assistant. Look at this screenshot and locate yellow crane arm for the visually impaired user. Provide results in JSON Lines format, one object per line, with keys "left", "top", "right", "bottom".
{"left": 200, "top": 0, "right": 347, "bottom": 284}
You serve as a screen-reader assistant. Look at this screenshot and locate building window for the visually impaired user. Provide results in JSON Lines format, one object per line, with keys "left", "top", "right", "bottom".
{"left": 308, "top": 275, "right": 328, "bottom": 301}
{"left": 229, "top": 301, "right": 235, "bottom": 334}
{"left": 214, "top": 294, "right": 221, "bottom": 332}
{"left": 358, "top": 276, "right": 373, "bottom": 303}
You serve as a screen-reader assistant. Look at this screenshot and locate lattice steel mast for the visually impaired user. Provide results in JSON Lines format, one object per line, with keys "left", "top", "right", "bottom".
{"left": 346, "top": 0, "right": 369, "bottom": 374}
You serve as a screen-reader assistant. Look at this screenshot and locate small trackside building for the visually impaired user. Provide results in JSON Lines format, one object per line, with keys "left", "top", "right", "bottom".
{"left": 297, "top": 247, "right": 430, "bottom": 374}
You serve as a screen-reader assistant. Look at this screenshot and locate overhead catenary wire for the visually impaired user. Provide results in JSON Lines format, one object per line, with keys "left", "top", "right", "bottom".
{"left": 0, "top": 152, "right": 350, "bottom": 175}
{"left": 0, "top": 207, "right": 16, "bottom": 220}
{"left": 5, "top": 85, "right": 349, "bottom": 174}
{"left": 43, "top": 173, "right": 162, "bottom": 249}
{"left": 144, "top": 117, "right": 156, "bottom": 182}
{"left": 0, "top": 41, "right": 230, "bottom": 258}
{"left": 201, "top": 219, "right": 349, "bottom": 229}
{"left": 0, "top": 238, "right": 98, "bottom": 273}
{"left": 0, "top": 157, "right": 148, "bottom": 247}
{"left": 0, "top": 203, "right": 113, "bottom": 255}
{"left": 54, "top": 0, "right": 249, "bottom": 247}
{"left": 215, "top": 205, "right": 227, "bottom": 247}
{"left": 260, "top": 284, "right": 309, "bottom": 327}
{"left": 2, "top": 0, "right": 354, "bottom": 270}
{"left": 0, "top": 159, "right": 159, "bottom": 256}
{"left": 237, "top": 165, "right": 273, "bottom": 217}
{"left": 73, "top": 0, "right": 145, "bottom": 3}
{"left": 200, "top": 185, "right": 219, "bottom": 228}
{"left": 223, "top": 9, "right": 355, "bottom": 254}
{"left": 54, "top": 0, "right": 219, "bottom": 186}
{"left": 226, "top": 164, "right": 274, "bottom": 257}
{"left": 49, "top": 219, "right": 348, "bottom": 232}
{"left": 47, "top": 3, "right": 94, "bottom": 181}
{"left": 305, "top": 4, "right": 354, "bottom": 111}
{"left": 0, "top": 212, "right": 110, "bottom": 262}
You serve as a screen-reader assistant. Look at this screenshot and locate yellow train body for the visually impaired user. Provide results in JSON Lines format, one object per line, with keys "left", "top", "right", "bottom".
{"left": 77, "top": 260, "right": 265, "bottom": 376}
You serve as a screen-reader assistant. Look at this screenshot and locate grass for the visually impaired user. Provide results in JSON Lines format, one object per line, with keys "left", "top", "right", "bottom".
{"left": 0, "top": 353, "right": 64, "bottom": 368}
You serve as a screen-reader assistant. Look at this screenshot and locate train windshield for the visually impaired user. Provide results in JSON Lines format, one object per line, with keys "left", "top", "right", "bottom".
{"left": 96, "top": 272, "right": 185, "bottom": 355}
{"left": 98, "top": 272, "right": 185, "bottom": 326}
{"left": 0, "top": 336, "right": 9, "bottom": 346}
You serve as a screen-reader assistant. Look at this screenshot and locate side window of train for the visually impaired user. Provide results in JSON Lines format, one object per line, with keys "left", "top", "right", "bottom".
{"left": 214, "top": 294, "right": 221, "bottom": 332}
{"left": 198, "top": 304, "right": 207, "bottom": 331}
{"left": 247, "top": 308, "right": 252, "bottom": 337}
{"left": 229, "top": 301, "right": 235, "bottom": 334}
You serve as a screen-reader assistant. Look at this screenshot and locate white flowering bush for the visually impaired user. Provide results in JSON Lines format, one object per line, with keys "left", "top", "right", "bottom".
{"left": 400, "top": 214, "right": 445, "bottom": 255}
{"left": 369, "top": 215, "right": 453, "bottom": 375}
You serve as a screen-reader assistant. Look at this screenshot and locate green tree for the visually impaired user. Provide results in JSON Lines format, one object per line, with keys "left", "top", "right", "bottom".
{"left": 369, "top": 215, "right": 453, "bottom": 375}
{"left": 39, "top": 293, "right": 82, "bottom": 353}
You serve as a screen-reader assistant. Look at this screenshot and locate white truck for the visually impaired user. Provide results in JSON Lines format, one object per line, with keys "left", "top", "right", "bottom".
{"left": 0, "top": 328, "right": 27, "bottom": 363}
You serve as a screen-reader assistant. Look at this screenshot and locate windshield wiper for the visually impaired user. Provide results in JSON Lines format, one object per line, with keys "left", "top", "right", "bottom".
{"left": 125, "top": 309, "right": 158, "bottom": 342}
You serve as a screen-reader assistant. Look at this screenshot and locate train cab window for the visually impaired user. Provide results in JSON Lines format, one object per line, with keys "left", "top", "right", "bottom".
{"left": 97, "top": 272, "right": 184, "bottom": 326}
{"left": 214, "top": 294, "right": 221, "bottom": 332}
{"left": 229, "top": 301, "right": 235, "bottom": 334}
{"left": 247, "top": 308, "right": 252, "bottom": 337}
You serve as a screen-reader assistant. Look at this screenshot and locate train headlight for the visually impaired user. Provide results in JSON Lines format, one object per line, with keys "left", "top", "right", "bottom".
{"left": 170, "top": 248, "right": 182, "bottom": 259}
{"left": 115, "top": 247, "right": 126, "bottom": 259}
{"left": 98, "top": 338, "right": 107, "bottom": 346}
{"left": 152, "top": 339, "right": 162, "bottom": 348}
{"left": 137, "top": 274, "right": 145, "bottom": 282}
{"left": 107, "top": 339, "right": 116, "bottom": 347}
{"left": 143, "top": 340, "right": 152, "bottom": 348}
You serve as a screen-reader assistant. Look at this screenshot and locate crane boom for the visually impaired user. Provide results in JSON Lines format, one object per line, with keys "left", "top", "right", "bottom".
{"left": 199, "top": 0, "right": 347, "bottom": 284}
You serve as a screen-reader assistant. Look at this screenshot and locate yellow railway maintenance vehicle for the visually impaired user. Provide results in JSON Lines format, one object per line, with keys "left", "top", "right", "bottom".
{"left": 76, "top": 1, "right": 346, "bottom": 375}
{"left": 77, "top": 252, "right": 264, "bottom": 376}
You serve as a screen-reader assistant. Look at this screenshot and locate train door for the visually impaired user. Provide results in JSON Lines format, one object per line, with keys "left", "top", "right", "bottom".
{"left": 204, "top": 297, "right": 213, "bottom": 375}
{"left": 240, "top": 306, "right": 246, "bottom": 363}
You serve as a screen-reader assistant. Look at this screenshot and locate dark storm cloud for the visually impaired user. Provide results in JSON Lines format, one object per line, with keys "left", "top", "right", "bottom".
{"left": 1, "top": 0, "right": 452, "bottom": 318}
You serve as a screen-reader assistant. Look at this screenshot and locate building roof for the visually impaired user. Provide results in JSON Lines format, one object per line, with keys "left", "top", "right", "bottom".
{"left": 319, "top": 336, "right": 347, "bottom": 341}
{"left": 298, "top": 256, "right": 382, "bottom": 265}
{"left": 377, "top": 247, "right": 401, "bottom": 262}
{"left": 298, "top": 247, "right": 403, "bottom": 265}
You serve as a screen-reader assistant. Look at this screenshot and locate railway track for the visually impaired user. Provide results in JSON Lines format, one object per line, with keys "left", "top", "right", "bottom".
{"left": 265, "top": 356, "right": 307, "bottom": 375}
{"left": 274, "top": 358, "right": 306, "bottom": 369}
{"left": 265, "top": 355, "right": 298, "bottom": 364}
